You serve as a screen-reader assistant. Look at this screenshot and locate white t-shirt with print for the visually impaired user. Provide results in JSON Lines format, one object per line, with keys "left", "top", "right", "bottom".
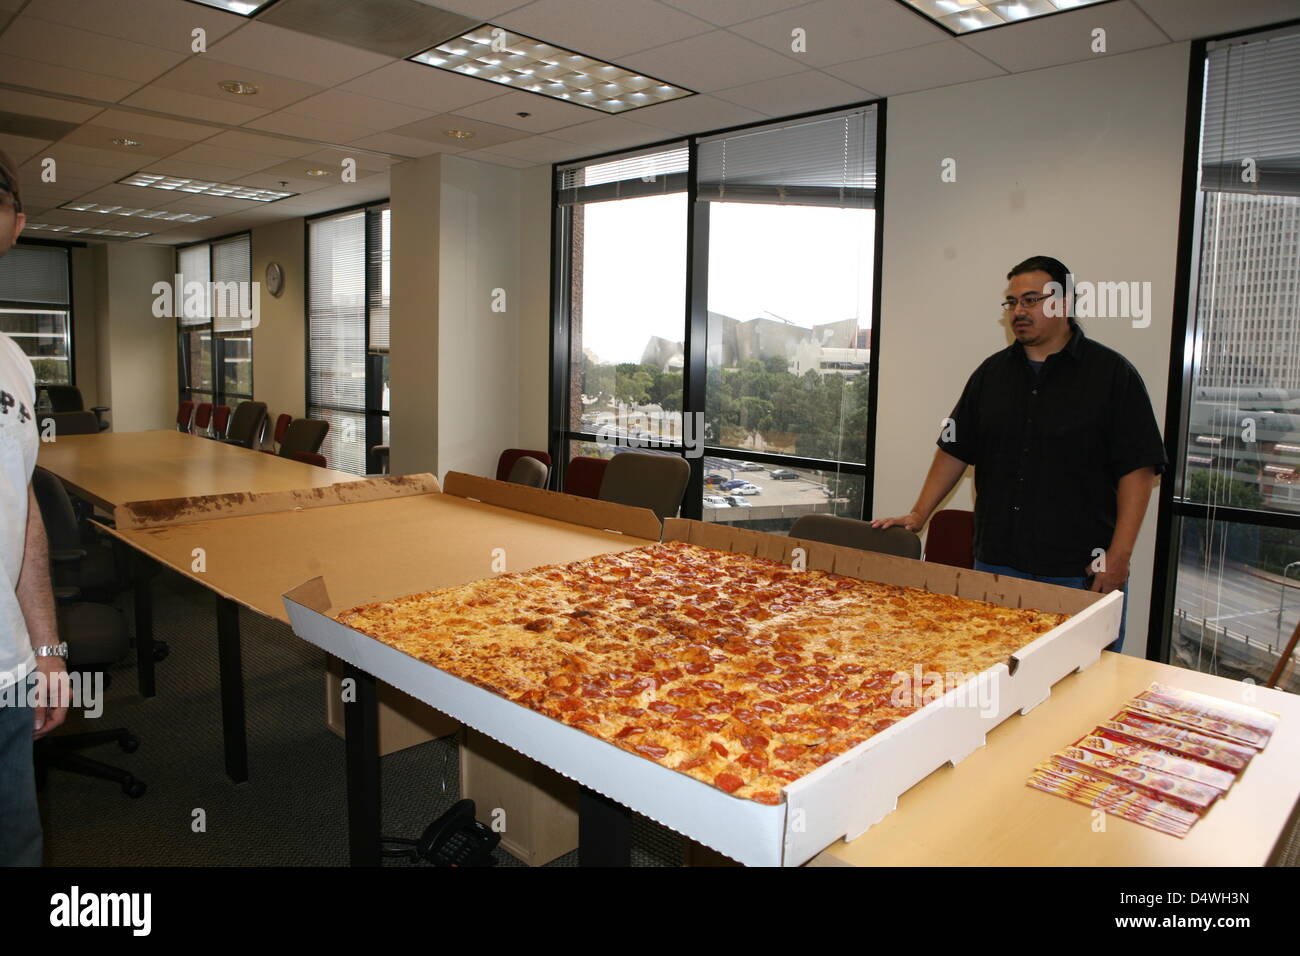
{"left": 0, "top": 332, "right": 38, "bottom": 690}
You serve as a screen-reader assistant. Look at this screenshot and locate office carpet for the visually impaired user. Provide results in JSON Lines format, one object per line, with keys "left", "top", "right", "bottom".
{"left": 38, "top": 567, "right": 684, "bottom": 868}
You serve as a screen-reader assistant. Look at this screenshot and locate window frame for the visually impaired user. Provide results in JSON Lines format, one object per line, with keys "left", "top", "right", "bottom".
{"left": 0, "top": 237, "right": 77, "bottom": 388}
{"left": 548, "top": 98, "right": 888, "bottom": 524}
{"left": 174, "top": 230, "right": 253, "bottom": 408}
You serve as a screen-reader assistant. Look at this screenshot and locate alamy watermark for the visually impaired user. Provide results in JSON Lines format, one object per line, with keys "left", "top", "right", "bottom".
{"left": 1043, "top": 273, "right": 1151, "bottom": 328}
{"left": 2, "top": 670, "right": 103, "bottom": 719}
{"left": 151, "top": 275, "right": 260, "bottom": 329}
{"left": 592, "top": 404, "right": 706, "bottom": 458}
{"left": 889, "top": 665, "right": 998, "bottom": 718}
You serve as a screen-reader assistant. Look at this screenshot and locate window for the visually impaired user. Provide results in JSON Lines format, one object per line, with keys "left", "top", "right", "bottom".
{"left": 1155, "top": 25, "right": 1300, "bottom": 692}
{"left": 0, "top": 242, "right": 73, "bottom": 386}
{"left": 553, "top": 105, "right": 882, "bottom": 531}
{"left": 176, "top": 234, "right": 252, "bottom": 407}
{"left": 307, "top": 203, "right": 389, "bottom": 475}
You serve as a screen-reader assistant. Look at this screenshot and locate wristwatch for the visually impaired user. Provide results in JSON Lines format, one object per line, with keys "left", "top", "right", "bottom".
{"left": 34, "top": 643, "right": 68, "bottom": 659}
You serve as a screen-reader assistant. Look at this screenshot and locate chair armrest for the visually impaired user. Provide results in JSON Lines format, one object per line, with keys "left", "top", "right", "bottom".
{"left": 49, "top": 548, "right": 87, "bottom": 564}
{"left": 53, "top": 585, "right": 80, "bottom": 604}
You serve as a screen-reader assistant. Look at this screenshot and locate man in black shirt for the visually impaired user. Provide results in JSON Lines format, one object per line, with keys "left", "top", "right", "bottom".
{"left": 873, "top": 256, "right": 1167, "bottom": 652}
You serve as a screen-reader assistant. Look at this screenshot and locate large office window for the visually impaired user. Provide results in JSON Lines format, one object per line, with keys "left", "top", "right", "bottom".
{"left": 176, "top": 234, "right": 252, "bottom": 406}
{"left": 553, "top": 105, "right": 881, "bottom": 531}
{"left": 1159, "top": 25, "right": 1300, "bottom": 692}
{"left": 307, "top": 203, "right": 389, "bottom": 475}
{"left": 0, "top": 242, "right": 73, "bottom": 385}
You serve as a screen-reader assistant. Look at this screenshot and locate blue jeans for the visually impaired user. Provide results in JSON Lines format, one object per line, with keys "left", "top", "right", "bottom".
{"left": 975, "top": 561, "right": 1127, "bottom": 654}
{"left": 0, "top": 674, "right": 42, "bottom": 866}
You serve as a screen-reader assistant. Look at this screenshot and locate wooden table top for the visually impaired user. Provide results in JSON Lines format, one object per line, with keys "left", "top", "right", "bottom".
{"left": 813, "top": 652, "right": 1300, "bottom": 867}
{"left": 37, "top": 429, "right": 359, "bottom": 511}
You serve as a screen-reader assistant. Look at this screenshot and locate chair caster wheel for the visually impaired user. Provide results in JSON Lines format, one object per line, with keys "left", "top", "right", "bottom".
{"left": 152, "top": 642, "right": 170, "bottom": 662}
{"left": 120, "top": 735, "right": 140, "bottom": 754}
{"left": 123, "top": 779, "right": 146, "bottom": 798}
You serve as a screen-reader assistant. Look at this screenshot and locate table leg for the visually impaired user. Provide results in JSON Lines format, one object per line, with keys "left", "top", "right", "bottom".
{"left": 343, "top": 664, "right": 381, "bottom": 867}
{"left": 215, "top": 595, "right": 248, "bottom": 784}
{"left": 130, "top": 550, "right": 156, "bottom": 698}
{"left": 579, "top": 786, "right": 632, "bottom": 867}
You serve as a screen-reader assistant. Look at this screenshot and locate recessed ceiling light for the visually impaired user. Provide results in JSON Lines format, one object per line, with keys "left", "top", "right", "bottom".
{"left": 444, "top": 129, "right": 475, "bottom": 140}
{"left": 897, "top": 0, "right": 1112, "bottom": 34}
{"left": 410, "top": 26, "right": 693, "bottom": 115}
{"left": 218, "top": 79, "right": 260, "bottom": 95}
{"left": 111, "top": 137, "right": 142, "bottom": 147}
{"left": 25, "top": 222, "right": 151, "bottom": 239}
{"left": 184, "top": 0, "right": 280, "bottom": 16}
{"left": 117, "top": 172, "right": 295, "bottom": 202}
{"left": 59, "top": 201, "right": 211, "bottom": 223}
{"left": 305, "top": 169, "right": 330, "bottom": 176}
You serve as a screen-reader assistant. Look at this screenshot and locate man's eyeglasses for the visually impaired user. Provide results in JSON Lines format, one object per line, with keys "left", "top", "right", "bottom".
{"left": 1001, "top": 292, "right": 1054, "bottom": 311}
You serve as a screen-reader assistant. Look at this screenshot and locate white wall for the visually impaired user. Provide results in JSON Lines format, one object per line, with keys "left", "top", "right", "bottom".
{"left": 250, "top": 217, "right": 305, "bottom": 425}
{"left": 517, "top": 165, "right": 552, "bottom": 451}
{"left": 437, "top": 155, "right": 522, "bottom": 479}
{"left": 874, "top": 42, "right": 1192, "bottom": 656}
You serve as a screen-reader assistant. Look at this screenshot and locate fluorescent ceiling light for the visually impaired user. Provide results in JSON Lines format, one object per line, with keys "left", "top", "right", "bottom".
{"left": 25, "top": 223, "right": 151, "bottom": 239}
{"left": 899, "top": 0, "right": 1111, "bottom": 34}
{"left": 182, "top": 0, "right": 280, "bottom": 16}
{"left": 60, "top": 202, "right": 212, "bottom": 223}
{"left": 117, "top": 172, "right": 295, "bottom": 202}
{"left": 410, "top": 26, "right": 693, "bottom": 115}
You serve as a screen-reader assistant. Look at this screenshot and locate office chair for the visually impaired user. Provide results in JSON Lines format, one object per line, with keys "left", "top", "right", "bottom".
{"left": 506, "top": 455, "right": 548, "bottom": 488}
{"left": 369, "top": 444, "right": 390, "bottom": 475}
{"left": 176, "top": 400, "right": 196, "bottom": 433}
{"left": 278, "top": 418, "right": 328, "bottom": 458}
{"left": 212, "top": 404, "right": 232, "bottom": 441}
{"left": 563, "top": 456, "right": 608, "bottom": 499}
{"left": 288, "top": 451, "right": 327, "bottom": 468}
{"left": 789, "top": 513, "right": 921, "bottom": 559}
{"left": 193, "top": 402, "right": 213, "bottom": 436}
{"left": 271, "top": 413, "right": 292, "bottom": 450}
{"left": 223, "top": 401, "right": 266, "bottom": 449}
{"left": 924, "top": 509, "right": 975, "bottom": 569}
{"left": 598, "top": 451, "right": 689, "bottom": 521}
{"left": 37, "top": 411, "right": 100, "bottom": 437}
{"left": 495, "top": 448, "right": 552, "bottom": 483}
{"left": 41, "top": 385, "right": 110, "bottom": 430}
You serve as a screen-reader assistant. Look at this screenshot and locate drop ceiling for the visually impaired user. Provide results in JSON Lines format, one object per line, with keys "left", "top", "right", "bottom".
{"left": 0, "top": 0, "right": 1293, "bottom": 244}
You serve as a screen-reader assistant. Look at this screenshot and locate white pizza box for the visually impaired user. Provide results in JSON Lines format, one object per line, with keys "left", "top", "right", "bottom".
{"left": 282, "top": 501, "right": 1119, "bottom": 866}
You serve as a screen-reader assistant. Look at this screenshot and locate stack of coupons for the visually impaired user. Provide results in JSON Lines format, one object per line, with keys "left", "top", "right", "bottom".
{"left": 1027, "top": 682, "right": 1279, "bottom": 837}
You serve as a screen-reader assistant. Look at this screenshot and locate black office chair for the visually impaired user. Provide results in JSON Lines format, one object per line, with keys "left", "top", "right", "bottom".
{"left": 223, "top": 400, "right": 267, "bottom": 449}
{"left": 32, "top": 468, "right": 123, "bottom": 602}
{"left": 598, "top": 451, "right": 690, "bottom": 521}
{"left": 40, "top": 386, "right": 110, "bottom": 430}
{"left": 278, "top": 418, "right": 328, "bottom": 458}
{"left": 37, "top": 410, "right": 101, "bottom": 437}
{"left": 789, "top": 513, "right": 922, "bottom": 559}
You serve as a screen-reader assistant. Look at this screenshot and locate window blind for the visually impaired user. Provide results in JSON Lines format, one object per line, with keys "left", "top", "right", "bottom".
{"left": 0, "top": 243, "right": 70, "bottom": 306}
{"left": 696, "top": 106, "right": 878, "bottom": 207}
{"left": 308, "top": 209, "right": 366, "bottom": 419}
{"left": 556, "top": 143, "right": 689, "bottom": 205}
{"left": 211, "top": 234, "right": 251, "bottom": 332}
{"left": 367, "top": 204, "right": 390, "bottom": 352}
{"left": 177, "top": 244, "right": 210, "bottom": 327}
{"left": 1202, "top": 27, "right": 1300, "bottom": 197}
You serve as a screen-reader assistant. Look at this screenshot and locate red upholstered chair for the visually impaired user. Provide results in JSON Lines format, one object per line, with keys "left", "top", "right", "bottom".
{"left": 924, "top": 509, "right": 975, "bottom": 569}
{"left": 563, "top": 456, "right": 609, "bottom": 499}
{"left": 212, "top": 405, "right": 232, "bottom": 440}
{"left": 176, "top": 400, "right": 195, "bottom": 433}
{"left": 193, "top": 402, "right": 213, "bottom": 436}
{"left": 495, "top": 448, "right": 552, "bottom": 483}
{"left": 273, "top": 413, "right": 292, "bottom": 447}
{"left": 288, "top": 451, "right": 327, "bottom": 468}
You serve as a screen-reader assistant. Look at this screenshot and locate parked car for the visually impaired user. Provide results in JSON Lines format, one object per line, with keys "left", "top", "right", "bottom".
{"left": 729, "top": 483, "right": 761, "bottom": 495}
{"left": 704, "top": 473, "right": 728, "bottom": 486}
{"left": 769, "top": 469, "right": 800, "bottom": 480}
{"left": 720, "top": 479, "right": 749, "bottom": 490}
{"left": 723, "top": 496, "right": 751, "bottom": 507}
{"left": 703, "top": 495, "right": 731, "bottom": 508}
{"left": 737, "top": 461, "right": 766, "bottom": 471}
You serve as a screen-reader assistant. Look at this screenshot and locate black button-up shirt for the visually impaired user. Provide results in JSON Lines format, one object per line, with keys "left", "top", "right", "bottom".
{"left": 937, "top": 325, "right": 1167, "bottom": 577}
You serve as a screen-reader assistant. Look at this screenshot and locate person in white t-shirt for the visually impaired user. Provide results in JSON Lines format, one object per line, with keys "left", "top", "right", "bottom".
{"left": 0, "top": 149, "right": 66, "bottom": 867}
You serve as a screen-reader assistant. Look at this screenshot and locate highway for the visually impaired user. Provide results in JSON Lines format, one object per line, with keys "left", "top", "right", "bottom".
{"left": 1174, "top": 559, "right": 1300, "bottom": 654}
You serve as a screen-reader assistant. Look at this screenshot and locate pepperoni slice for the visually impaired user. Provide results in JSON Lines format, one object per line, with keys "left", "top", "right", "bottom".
{"left": 648, "top": 701, "right": 678, "bottom": 716}
{"left": 523, "top": 619, "right": 552, "bottom": 632}
{"left": 772, "top": 769, "right": 801, "bottom": 782}
{"left": 677, "top": 756, "right": 707, "bottom": 771}
{"left": 827, "top": 715, "right": 852, "bottom": 729}
{"left": 557, "top": 697, "right": 582, "bottom": 712}
{"left": 774, "top": 745, "right": 803, "bottom": 761}
{"left": 752, "top": 791, "right": 780, "bottom": 806}
{"left": 658, "top": 667, "right": 683, "bottom": 682}
{"left": 634, "top": 743, "right": 668, "bottom": 760}
{"left": 702, "top": 718, "right": 725, "bottom": 732}
{"left": 740, "top": 734, "right": 770, "bottom": 751}
{"left": 715, "top": 773, "right": 744, "bottom": 794}
{"left": 617, "top": 706, "right": 645, "bottom": 718}
{"left": 684, "top": 661, "right": 714, "bottom": 675}
{"left": 695, "top": 680, "right": 723, "bottom": 693}
{"left": 675, "top": 709, "right": 703, "bottom": 723}
{"left": 615, "top": 725, "right": 646, "bottom": 739}
{"left": 737, "top": 752, "right": 768, "bottom": 770}
{"left": 753, "top": 699, "right": 784, "bottom": 714}
{"left": 710, "top": 741, "right": 729, "bottom": 758}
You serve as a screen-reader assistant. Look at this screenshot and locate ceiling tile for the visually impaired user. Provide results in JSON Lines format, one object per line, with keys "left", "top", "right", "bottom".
{"left": 448, "top": 90, "right": 600, "bottom": 133}
{"left": 620, "top": 29, "right": 804, "bottom": 92}
{"left": 433, "top": 1, "right": 531, "bottom": 18}
{"left": 138, "top": 158, "right": 285, "bottom": 183}
{"left": 44, "top": 142, "right": 150, "bottom": 172}
{"left": 661, "top": 0, "right": 817, "bottom": 27}
{"left": 0, "top": 56, "right": 142, "bottom": 102}
{"left": 297, "top": 147, "right": 398, "bottom": 172}
{"left": 623, "top": 93, "right": 766, "bottom": 134}
{"left": 390, "top": 113, "right": 529, "bottom": 150}
{"left": 59, "top": 125, "right": 198, "bottom": 161}
{"left": 1133, "top": 0, "right": 1296, "bottom": 42}
{"left": 199, "top": 130, "right": 320, "bottom": 158}
{"left": 341, "top": 59, "right": 503, "bottom": 112}
{"left": 87, "top": 109, "right": 220, "bottom": 142}
{"left": 0, "top": 89, "right": 103, "bottom": 125}
{"left": 0, "top": 133, "right": 52, "bottom": 167}
{"left": 0, "top": 110, "right": 79, "bottom": 142}
{"left": 826, "top": 39, "right": 1005, "bottom": 97}
{"left": 151, "top": 57, "right": 325, "bottom": 111}
{"left": 0, "top": 15, "right": 185, "bottom": 83}
{"left": 958, "top": 1, "right": 1169, "bottom": 73}
{"left": 458, "top": 150, "right": 533, "bottom": 169}
{"left": 22, "top": 0, "right": 246, "bottom": 53}
{"left": 496, "top": 0, "right": 714, "bottom": 59}
{"left": 281, "top": 89, "right": 435, "bottom": 130}
{"left": 260, "top": 0, "right": 479, "bottom": 58}
{"left": 73, "top": 182, "right": 245, "bottom": 211}
{"left": 15, "top": 183, "right": 87, "bottom": 211}
{"left": 120, "top": 86, "right": 271, "bottom": 126}
{"left": 476, "top": 134, "right": 584, "bottom": 163}
{"left": 161, "top": 142, "right": 288, "bottom": 173}
{"left": 732, "top": 0, "right": 946, "bottom": 67}
{"left": 714, "top": 68, "right": 872, "bottom": 115}
{"left": 549, "top": 115, "right": 666, "bottom": 151}
{"left": 206, "top": 21, "right": 396, "bottom": 87}
{"left": 242, "top": 111, "right": 379, "bottom": 143}
{"left": 347, "top": 131, "right": 451, "bottom": 157}
{"left": 231, "top": 169, "right": 338, "bottom": 193}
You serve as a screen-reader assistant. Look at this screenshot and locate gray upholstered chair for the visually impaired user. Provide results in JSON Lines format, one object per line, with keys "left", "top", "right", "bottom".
{"left": 223, "top": 400, "right": 267, "bottom": 449}
{"left": 789, "top": 513, "right": 921, "bottom": 559}
{"left": 597, "top": 451, "right": 690, "bottom": 521}
{"left": 506, "top": 454, "right": 549, "bottom": 488}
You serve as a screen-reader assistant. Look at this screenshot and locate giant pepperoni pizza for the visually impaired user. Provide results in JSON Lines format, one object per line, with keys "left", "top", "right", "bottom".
{"left": 338, "top": 540, "right": 1068, "bottom": 804}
